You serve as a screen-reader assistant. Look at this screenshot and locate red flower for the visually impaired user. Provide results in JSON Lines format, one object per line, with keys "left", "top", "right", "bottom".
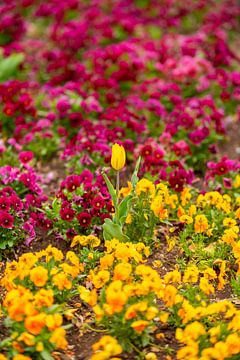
{"left": 216, "top": 161, "right": 228, "bottom": 175}
{"left": 106, "top": 202, "right": 115, "bottom": 213}
{"left": 91, "top": 195, "right": 105, "bottom": 210}
{"left": 60, "top": 207, "right": 75, "bottom": 221}
{"left": 0, "top": 197, "right": 10, "bottom": 212}
{"left": 0, "top": 211, "right": 14, "bottom": 229}
{"left": 77, "top": 212, "right": 92, "bottom": 227}
{"left": 141, "top": 145, "right": 152, "bottom": 157}
{"left": 65, "top": 175, "right": 81, "bottom": 192}
{"left": 9, "top": 195, "right": 23, "bottom": 211}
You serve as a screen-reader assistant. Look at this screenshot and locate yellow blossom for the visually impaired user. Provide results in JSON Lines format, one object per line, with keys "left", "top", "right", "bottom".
{"left": 36, "top": 342, "right": 44, "bottom": 352}
{"left": 162, "top": 285, "right": 178, "bottom": 307}
{"left": 223, "top": 217, "right": 237, "bottom": 228}
{"left": 113, "top": 263, "right": 132, "bottom": 281}
{"left": 131, "top": 320, "right": 149, "bottom": 333}
{"left": 183, "top": 265, "right": 199, "bottom": 283}
{"left": 125, "top": 213, "right": 132, "bottom": 224}
{"left": 93, "top": 305, "right": 104, "bottom": 321}
{"left": 52, "top": 273, "right": 72, "bottom": 290}
{"left": 136, "top": 179, "right": 155, "bottom": 196}
{"left": 45, "top": 246, "right": 63, "bottom": 262}
{"left": 24, "top": 313, "right": 46, "bottom": 335}
{"left": 199, "top": 277, "right": 215, "bottom": 295}
{"left": 92, "top": 336, "right": 122, "bottom": 358}
{"left": 146, "top": 306, "right": 158, "bottom": 320}
{"left": 164, "top": 270, "right": 181, "bottom": 284}
{"left": 100, "top": 254, "right": 114, "bottom": 269}
{"left": 13, "top": 356, "right": 32, "bottom": 360}
{"left": 194, "top": 215, "right": 209, "bottom": 233}
{"left": 177, "top": 343, "right": 198, "bottom": 359}
{"left": 111, "top": 143, "right": 126, "bottom": 171}
{"left": 92, "top": 270, "right": 110, "bottom": 289}
{"left": 151, "top": 195, "right": 168, "bottom": 220}
{"left": 79, "top": 286, "right": 98, "bottom": 307}
{"left": 106, "top": 281, "right": 128, "bottom": 313}
{"left": 179, "top": 215, "right": 193, "bottom": 224}
{"left": 30, "top": 266, "right": 48, "bottom": 287}
{"left": 45, "top": 313, "right": 63, "bottom": 330}
{"left": 50, "top": 328, "right": 68, "bottom": 350}
{"left": 119, "top": 182, "right": 132, "bottom": 197}
{"left": 145, "top": 353, "right": 157, "bottom": 360}
{"left": 17, "top": 332, "right": 35, "bottom": 346}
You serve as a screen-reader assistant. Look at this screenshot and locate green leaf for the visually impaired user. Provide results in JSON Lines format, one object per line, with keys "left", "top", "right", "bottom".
{"left": 40, "top": 350, "right": 54, "bottom": 360}
{"left": 102, "top": 172, "right": 118, "bottom": 209}
{"left": 141, "top": 333, "right": 150, "bottom": 347}
{"left": 0, "top": 53, "right": 24, "bottom": 82}
{"left": 103, "top": 218, "right": 129, "bottom": 241}
{"left": 118, "top": 194, "right": 133, "bottom": 226}
{"left": 0, "top": 337, "right": 12, "bottom": 348}
{"left": 0, "top": 242, "right": 6, "bottom": 250}
{"left": 131, "top": 156, "right": 141, "bottom": 189}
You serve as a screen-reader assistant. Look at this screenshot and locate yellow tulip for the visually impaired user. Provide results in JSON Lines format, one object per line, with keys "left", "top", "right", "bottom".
{"left": 111, "top": 143, "right": 126, "bottom": 171}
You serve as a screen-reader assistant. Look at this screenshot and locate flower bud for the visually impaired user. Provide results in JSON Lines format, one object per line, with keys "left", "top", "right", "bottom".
{"left": 111, "top": 143, "right": 126, "bottom": 171}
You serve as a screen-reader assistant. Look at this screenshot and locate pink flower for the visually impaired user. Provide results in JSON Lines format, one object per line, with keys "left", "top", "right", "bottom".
{"left": 19, "top": 151, "right": 34, "bottom": 164}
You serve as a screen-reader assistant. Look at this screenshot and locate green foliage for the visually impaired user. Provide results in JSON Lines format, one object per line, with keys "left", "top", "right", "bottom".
{"left": 0, "top": 53, "right": 24, "bottom": 82}
{"left": 102, "top": 157, "right": 141, "bottom": 242}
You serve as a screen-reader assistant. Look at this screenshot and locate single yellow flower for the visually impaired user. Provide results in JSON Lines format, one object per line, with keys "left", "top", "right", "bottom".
{"left": 131, "top": 320, "right": 149, "bottom": 333}
{"left": 111, "top": 143, "right": 126, "bottom": 171}
{"left": 145, "top": 353, "right": 157, "bottom": 360}
{"left": 30, "top": 266, "right": 48, "bottom": 287}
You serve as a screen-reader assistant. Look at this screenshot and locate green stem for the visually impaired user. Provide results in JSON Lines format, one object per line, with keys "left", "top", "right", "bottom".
{"left": 115, "top": 170, "right": 120, "bottom": 223}
{"left": 83, "top": 323, "right": 108, "bottom": 333}
{"left": 130, "top": 342, "right": 143, "bottom": 355}
{"left": 116, "top": 170, "right": 120, "bottom": 201}
{"left": 149, "top": 342, "right": 164, "bottom": 350}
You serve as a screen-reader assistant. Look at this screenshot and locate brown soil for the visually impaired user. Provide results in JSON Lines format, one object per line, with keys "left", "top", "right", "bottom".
{"left": 219, "top": 117, "right": 240, "bottom": 160}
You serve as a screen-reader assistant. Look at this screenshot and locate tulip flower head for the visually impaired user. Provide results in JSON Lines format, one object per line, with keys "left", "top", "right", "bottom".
{"left": 111, "top": 143, "right": 126, "bottom": 171}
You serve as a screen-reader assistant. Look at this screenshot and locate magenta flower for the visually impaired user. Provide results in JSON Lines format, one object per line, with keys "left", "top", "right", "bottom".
{"left": 9, "top": 195, "right": 23, "bottom": 212}
{"left": 19, "top": 151, "right": 34, "bottom": 164}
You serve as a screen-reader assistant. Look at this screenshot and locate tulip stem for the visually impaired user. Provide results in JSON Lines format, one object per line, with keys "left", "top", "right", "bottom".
{"left": 116, "top": 170, "right": 120, "bottom": 201}
{"left": 114, "top": 171, "right": 120, "bottom": 223}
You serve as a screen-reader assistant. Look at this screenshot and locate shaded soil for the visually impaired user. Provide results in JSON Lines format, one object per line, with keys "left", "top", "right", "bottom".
{"left": 219, "top": 117, "right": 240, "bottom": 160}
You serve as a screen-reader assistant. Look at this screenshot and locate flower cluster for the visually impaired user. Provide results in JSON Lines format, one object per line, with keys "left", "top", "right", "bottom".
{"left": 79, "top": 239, "right": 160, "bottom": 351}
{"left": 0, "top": 286, "right": 68, "bottom": 359}
{"left": 45, "top": 171, "right": 114, "bottom": 240}
{"left": 0, "top": 0, "right": 240, "bottom": 358}
{"left": 1, "top": 246, "right": 84, "bottom": 302}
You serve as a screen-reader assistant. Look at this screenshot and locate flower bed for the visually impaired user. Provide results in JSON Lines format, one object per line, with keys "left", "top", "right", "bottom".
{"left": 0, "top": 0, "right": 240, "bottom": 359}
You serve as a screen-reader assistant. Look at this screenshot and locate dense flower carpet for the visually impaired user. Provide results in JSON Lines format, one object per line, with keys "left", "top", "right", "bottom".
{"left": 0, "top": 1, "right": 240, "bottom": 359}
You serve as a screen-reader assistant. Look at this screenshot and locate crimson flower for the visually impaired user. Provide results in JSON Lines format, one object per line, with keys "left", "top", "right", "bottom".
{"left": 60, "top": 207, "right": 75, "bottom": 221}
{"left": 0, "top": 211, "right": 14, "bottom": 229}
{"left": 77, "top": 212, "right": 92, "bottom": 227}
